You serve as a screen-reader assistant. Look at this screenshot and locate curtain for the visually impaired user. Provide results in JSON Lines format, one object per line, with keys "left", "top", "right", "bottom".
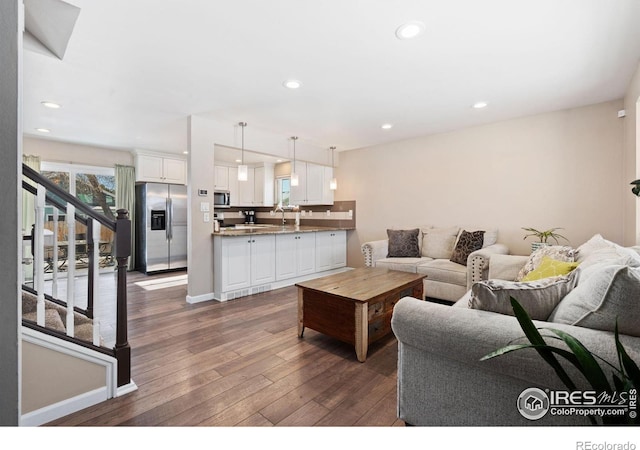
{"left": 115, "top": 164, "right": 136, "bottom": 270}
{"left": 22, "top": 155, "right": 41, "bottom": 236}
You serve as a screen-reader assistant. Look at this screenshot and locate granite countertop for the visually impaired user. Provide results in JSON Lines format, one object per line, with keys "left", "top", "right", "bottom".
{"left": 212, "top": 225, "right": 353, "bottom": 236}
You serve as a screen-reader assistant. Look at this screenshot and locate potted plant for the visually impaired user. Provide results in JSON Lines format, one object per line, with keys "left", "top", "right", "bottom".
{"left": 522, "top": 227, "right": 568, "bottom": 252}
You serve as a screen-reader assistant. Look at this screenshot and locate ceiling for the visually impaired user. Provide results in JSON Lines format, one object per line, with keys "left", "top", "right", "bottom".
{"left": 22, "top": 0, "right": 640, "bottom": 156}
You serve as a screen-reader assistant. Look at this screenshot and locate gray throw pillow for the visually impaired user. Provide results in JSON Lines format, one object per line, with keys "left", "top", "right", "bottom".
{"left": 450, "top": 230, "right": 484, "bottom": 265}
{"left": 548, "top": 264, "right": 640, "bottom": 337}
{"left": 387, "top": 229, "right": 420, "bottom": 257}
{"left": 469, "top": 273, "right": 579, "bottom": 320}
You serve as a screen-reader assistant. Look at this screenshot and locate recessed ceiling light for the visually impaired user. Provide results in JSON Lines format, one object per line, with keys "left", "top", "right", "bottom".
{"left": 381, "top": 123, "right": 393, "bottom": 130}
{"left": 182, "top": 151, "right": 189, "bottom": 155}
{"left": 235, "top": 159, "right": 242, "bottom": 163}
{"left": 395, "top": 21, "right": 425, "bottom": 40}
{"left": 36, "top": 128, "right": 51, "bottom": 133}
{"left": 472, "top": 101, "right": 488, "bottom": 109}
{"left": 41, "top": 101, "right": 61, "bottom": 109}
{"left": 276, "top": 159, "right": 283, "bottom": 163}
{"left": 283, "top": 79, "right": 302, "bottom": 89}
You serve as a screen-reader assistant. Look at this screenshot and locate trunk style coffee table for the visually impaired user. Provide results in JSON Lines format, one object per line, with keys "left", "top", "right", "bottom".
{"left": 296, "top": 267, "right": 425, "bottom": 362}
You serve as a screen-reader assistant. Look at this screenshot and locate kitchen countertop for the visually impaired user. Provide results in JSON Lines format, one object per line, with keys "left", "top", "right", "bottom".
{"left": 212, "top": 225, "right": 354, "bottom": 236}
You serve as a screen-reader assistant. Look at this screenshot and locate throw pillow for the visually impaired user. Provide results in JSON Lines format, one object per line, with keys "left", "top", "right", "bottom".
{"left": 387, "top": 229, "right": 420, "bottom": 258}
{"left": 548, "top": 264, "right": 640, "bottom": 337}
{"left": 450, "top": 230, "right": 484, "bottom": 265}
{"left": 516, "top": 245, "right": 576, "bottom": 281}
{"left": 421, "top": 226, "right": 459, "bottom": 259}
{"left": 521, "top": 256, "right": 580, "bottom": 282}
{"left": 469, "top": 272, "right": 579, "bottom": 320}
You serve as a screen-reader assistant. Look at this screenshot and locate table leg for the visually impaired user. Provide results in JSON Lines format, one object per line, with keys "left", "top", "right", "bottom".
{"left": 354, "top": 302, "right": 368, "bottom": 362}
{"left": 297, "top": 287, "right": 305, "bottom": 338}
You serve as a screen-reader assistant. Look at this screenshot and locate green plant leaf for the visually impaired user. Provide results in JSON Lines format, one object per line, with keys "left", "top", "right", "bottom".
{"left": 546, "top": 328, "right": 611, "bottom": 393}
{"left": 615, "top": 322, "right": 640, "bottom": 387}
{"left": 481, "top": 343, "right": 579, "bottom": 363}
{"left": 509, "top": 297, "right": 577, "bottom": 391}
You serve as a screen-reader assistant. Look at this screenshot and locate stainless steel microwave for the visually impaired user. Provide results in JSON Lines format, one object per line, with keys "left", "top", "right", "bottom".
{"left": 213, "top": 190, "right": 230, "bottom": 208}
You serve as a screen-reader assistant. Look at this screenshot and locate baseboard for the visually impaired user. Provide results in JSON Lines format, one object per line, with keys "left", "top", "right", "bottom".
{"left": 117, "top": 380, "right": 138, "bottom": 396}
{"left": 186, "top": 292, "right": 215, "bottom": 304}
{"left": 20, "top": 387, "right": 109, "bottom": 427}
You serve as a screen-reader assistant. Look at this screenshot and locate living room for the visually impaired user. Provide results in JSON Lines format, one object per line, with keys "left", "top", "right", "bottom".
{"left": 3, "top": 0, "right": 640, "bottom": 447}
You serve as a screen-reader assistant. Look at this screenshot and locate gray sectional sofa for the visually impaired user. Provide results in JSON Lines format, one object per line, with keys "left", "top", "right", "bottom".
{"left": 391, "top": 234, "right": 640, "bottom": 426}
{"left": 361, "top": 226, "right": 509, "bottom": 302}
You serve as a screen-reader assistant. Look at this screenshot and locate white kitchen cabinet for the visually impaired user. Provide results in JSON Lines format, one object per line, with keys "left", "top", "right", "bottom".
{"left": 250, "top": 234, "right": 276, "bottom": 285}
{"left": 275, "top": 232, "right": 316, "bottom": 281}
{"left": 238, "top": 167, "right": 255, "bottom": 206}
{"left": 227, "top": 163, "right": 275, "bottom": 207}
{"left": 289, "top": 162, "right": 333, "bottom": 205}
{"left": 136, "top": 153, "right": 186, "bottom": 184}
{"left": 219, "top": 235, "right": 251, "bottom": 292}
{"left": 214, "top": 165, "right": 230, "bottom": 190}
{"left": 214, "top": 234, "right": 275, "bottom": 299}
{"left": 315, "top": 230, "right": 346, "bottom": 271}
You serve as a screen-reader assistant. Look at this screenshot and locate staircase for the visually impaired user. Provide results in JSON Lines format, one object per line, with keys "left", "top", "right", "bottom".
{"left": 21, "top": 163, "right": 134, "bottom": 425}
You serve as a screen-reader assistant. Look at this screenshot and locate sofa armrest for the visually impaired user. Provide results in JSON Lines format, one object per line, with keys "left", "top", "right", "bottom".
{"left": 466, "top": 243, "right": 510, "bottom": 288}
{"left": 361, "top": 239, "right": 388, "bottom": 267}
{"left": 488, "top": 254, "right": 530, "bottom": 281}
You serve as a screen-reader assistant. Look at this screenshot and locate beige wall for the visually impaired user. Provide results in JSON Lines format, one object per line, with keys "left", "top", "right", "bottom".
{"left": 336, "top": 100, "right": 625, "bottom": 266}
{"left": 22, "top": 341, "right": 106, "bottom": 414}
{"left": 23, "top": 137, "right": 134, "bottom": 167}
{"left": 624, "top": 62, "right": 640, "bottom": 245}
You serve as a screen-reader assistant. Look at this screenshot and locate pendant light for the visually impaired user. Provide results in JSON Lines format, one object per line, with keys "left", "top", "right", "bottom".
{"left": 237, "top": 122, "right": 248, "bottom": 181}
{"left": 290, "top": 136, "right": 299, "bottom": 186}
{"left": 329, "top": 146, "right": 337, "bottom": 190}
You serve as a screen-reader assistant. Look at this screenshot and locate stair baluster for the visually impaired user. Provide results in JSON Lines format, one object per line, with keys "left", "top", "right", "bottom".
{"left": 35, "top": 185, "right": 46, "bottom": 327}
{"left": 65, "top": 203, "right": 75, "bottom": 337}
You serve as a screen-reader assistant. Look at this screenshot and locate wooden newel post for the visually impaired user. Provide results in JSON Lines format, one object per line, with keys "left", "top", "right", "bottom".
{"left": 114, "top": 209, "right": 131, "bottom": 387}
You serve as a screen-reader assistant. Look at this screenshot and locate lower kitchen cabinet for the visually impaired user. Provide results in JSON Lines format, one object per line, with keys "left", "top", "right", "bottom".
{"left": 213, "top": 229, "right": 347, "bottom": 301}
{"left": 275, "top": 232, "right": 316, "bottom": 281}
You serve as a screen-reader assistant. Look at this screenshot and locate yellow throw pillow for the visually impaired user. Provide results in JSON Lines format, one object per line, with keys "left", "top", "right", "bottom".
{"left": 521, "top": 256, "right": 579, "bottom": 282}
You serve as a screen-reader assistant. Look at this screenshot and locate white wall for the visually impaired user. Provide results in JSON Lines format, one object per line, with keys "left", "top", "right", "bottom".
{"left": 624, "top": 62, "right": 640, "bottom": 245}
{"left": 336, "top": 100, "right": 625, "bottom": 266}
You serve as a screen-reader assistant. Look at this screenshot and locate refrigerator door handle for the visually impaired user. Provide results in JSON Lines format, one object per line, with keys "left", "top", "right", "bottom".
{"left": 166, "top": 197, "right": 172, "bottom": 240}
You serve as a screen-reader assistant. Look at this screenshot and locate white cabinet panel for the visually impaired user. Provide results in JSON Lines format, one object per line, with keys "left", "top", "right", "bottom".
{"left": 275, "top": 232, "right": 316, "bottom": 280}
{"left": 315, "top": 230, "right": 346, "bottom": 271}
{"left": 250, "top": 234, "right": 276, "bottom": 285}
{"left": 214, "top": 166, "right": 230, "bottom": 191}
{"left": 136, "top": 153, "right": 186, "bottom": 184}
{"left": 221, "top": 236, "right": 251, "bottom": 292}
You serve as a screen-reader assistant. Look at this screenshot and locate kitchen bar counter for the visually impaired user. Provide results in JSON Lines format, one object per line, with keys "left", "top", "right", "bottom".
{"left": 212, "top": 225, "right": 353, "bottom": 237}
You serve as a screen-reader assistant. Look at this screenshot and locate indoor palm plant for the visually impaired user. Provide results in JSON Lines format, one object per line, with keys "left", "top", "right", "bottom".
{"left": 482, "top": 298, "right": 639, "bottom": 425}
{"left": 522, "top": 227, "right": 568, "bottom": 252}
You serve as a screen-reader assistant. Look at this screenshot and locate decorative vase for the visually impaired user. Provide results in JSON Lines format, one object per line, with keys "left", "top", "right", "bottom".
{"left": 531, "top": 242, "right": 550, "bottom": 253}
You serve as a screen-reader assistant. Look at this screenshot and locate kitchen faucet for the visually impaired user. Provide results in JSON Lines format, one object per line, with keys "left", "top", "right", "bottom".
{"left": 274, "top": 204, "right": 296, "bottom": 226}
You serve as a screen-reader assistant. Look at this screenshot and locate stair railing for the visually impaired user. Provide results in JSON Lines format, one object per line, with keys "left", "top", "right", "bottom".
{"left": 22, "top": 164, "right": 131, "bottom": 387}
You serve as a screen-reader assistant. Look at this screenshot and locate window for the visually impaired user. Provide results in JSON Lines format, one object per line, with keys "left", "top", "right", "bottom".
{"left": 275, "top": 177, "right": 291, "bottom": 207}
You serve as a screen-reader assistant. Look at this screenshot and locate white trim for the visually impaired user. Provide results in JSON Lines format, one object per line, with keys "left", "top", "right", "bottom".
{"left": 186, "top": 292, "right": 215, "bottom": 304}
{"left": 116, "top": 381, "right": 138, "bottom": 397}
{"left": 20, "top": 387, "right": 108, "bottom": 427}
{"left": 41, "top": 161, "right": 116, "bottom": 177}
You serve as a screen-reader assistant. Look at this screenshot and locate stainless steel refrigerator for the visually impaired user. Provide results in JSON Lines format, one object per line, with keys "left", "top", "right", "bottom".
{"left": 135, "top": 183, "right": 188, "bottom": 273}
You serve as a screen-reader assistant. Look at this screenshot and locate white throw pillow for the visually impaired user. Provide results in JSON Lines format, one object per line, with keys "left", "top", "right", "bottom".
{"left": 421, "top": 226, "right": 459, "bottom": 259}
{"left": 469, "top": 273, "right": 578, "bottom": 320}
{"left": 548, "top": 264, "right": 640, "bottom": 337}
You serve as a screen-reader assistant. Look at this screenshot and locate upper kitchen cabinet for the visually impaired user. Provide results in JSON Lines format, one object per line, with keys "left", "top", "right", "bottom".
{"left": 214, "top": 165, "right": 230, "bottom": 191}
{"left": 135, "top": 151, "right": 186, "bottom": 185}
{"left": 225, "top": 163, "right": 274, "bottom": 207}
{"left": 290, "top": 162, "right": 333, "bottom": 206}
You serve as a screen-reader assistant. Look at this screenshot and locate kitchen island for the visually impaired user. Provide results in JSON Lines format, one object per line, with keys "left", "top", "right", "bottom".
{"left": 212, "top": 225, "right": 352, "bottom": 301}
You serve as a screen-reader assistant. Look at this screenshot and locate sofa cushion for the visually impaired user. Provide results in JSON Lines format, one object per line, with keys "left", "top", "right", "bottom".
{"left": 548, "top": 264, "right": 640, "bottom": 337}
{"left": 450, "top": 230, "right": 484, "bottom": 265}
{"left": 421, "top": 226, "right": 459, "bottom": 259}
{"left": 521, "top": 256, "right": 580, "bottom": 282}
{"left": 469, "top": 272, "right": 578, "bottom": 320}
{"left": 417, "top": 259, "right": 467, "bottom": 286}
{"left": 576, "top": 235, "right": 640, "bottom": 269}
{"left": 458, "top": 227, "right": 498, "bottom": 248}
{"left": 516, "top": 245, "right": 576, "bottom": 281}
{"left": 375, "top": 257, "right": 431, "bottom": 273}
{"left": 387, "top": 229, "right": 420, "bottom": 257}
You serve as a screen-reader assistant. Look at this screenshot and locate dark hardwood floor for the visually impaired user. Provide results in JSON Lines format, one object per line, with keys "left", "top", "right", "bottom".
{"left": 47, "top": 270, "right": 405, "bottom": 427}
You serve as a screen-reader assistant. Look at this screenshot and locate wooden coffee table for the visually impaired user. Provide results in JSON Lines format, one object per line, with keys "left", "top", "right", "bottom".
{"left": 296, "top": 267, "right": 425, "bottom": 362}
